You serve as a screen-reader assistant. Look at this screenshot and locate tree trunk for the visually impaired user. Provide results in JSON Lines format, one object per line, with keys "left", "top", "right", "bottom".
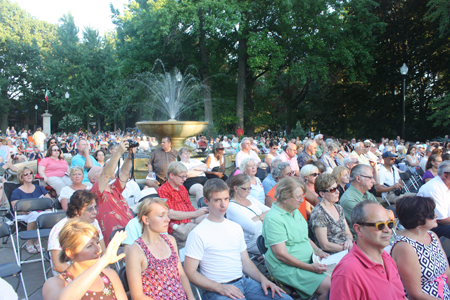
{"left": 245, "top": 76, "right": 255, "bottom": 136}
{"left": 198, "top": 11, "right": 214, "bottom": 135}
{"left": 0, "top": 90, "right": 9, "bottom": 133}
{"left": 236, "top": 37, "right": 247, "bottom": 129}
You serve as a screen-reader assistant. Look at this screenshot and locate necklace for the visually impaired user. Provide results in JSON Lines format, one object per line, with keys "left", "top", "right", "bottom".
{"left": 359, "top": 247, "right": 384, "bottom": 266}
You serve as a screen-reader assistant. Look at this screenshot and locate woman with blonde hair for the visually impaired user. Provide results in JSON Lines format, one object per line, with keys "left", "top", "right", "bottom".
{"left": 331, "top": 166, "right": 350, "bottom": 200}
{"left": 11, "top": 167, "right": 52, "bottom": 253}
{"left": 241, "top": 157, "right": 265, "bottom": 204}
{"left": 42, "top": 220, "right": 127, "bottom": 300}
{"left": 263, "top": 177, "right": 330, "bottom": 300}
{"left": 228, "top": 174, "right": 270, "bottom": 254}
{"left": 126, "top": 198, "right": 195, "bottom": 300}
{"left": 300, "top": 164, "right": 320, "bottom": 219}
{"left": 58, "top": 166, "right": 89, "bottom": 211}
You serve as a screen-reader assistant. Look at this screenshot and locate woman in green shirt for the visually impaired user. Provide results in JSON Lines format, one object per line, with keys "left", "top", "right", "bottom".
{"left": 262, "top": 177, "right": 331, "bottom": 300}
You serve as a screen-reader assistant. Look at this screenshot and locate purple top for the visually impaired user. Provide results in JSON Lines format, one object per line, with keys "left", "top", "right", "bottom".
{"left": 422, "top": 170, "right": 435, "bottom": 183}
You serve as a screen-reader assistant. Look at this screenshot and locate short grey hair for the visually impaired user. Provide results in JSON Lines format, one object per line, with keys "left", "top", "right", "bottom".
{"left": 270, "top": 158, "right": 282, "bottom": 174}
{"left": 272, "top": 162, "right": 290, "bottom": 181}
{"left": 328, "top": 142, "right": 340, "bottom": 152}
{"left": 69, "top": 166, "right": 84, "bottom": 177}
{"left": 355, "top": 142, "right": 364, "bottom": 150}
{"left": 385, "top": 146, "right": 393, "bottom": 153}
{"left": 343, "top": 154, "right": 359, "bottom": 167}
{"left": 304, "top": 140, "right": 315, "bottom": 149}
{"left": 351, "top": 199, "right": 380, "bottom": 227}
{"left": 240, "top": 137, "right": 250, "bottom": 147}
{"left": 349, "top": 164, "right": 371, "bottom": 182}
{"left": 426, "top": 146, "right": 435, "bottom": 154}
{"left": 438, "top": 161, "right": 450, "bottom": 177}
{"left": 240, "top": 157, "right": 256, "bottom": 174}
{"left": 166, "top": 161, "right": 188, "bottom": 177}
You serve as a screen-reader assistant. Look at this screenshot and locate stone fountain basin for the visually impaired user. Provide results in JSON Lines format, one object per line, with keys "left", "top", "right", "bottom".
{"left": 136, "top": 121, "right": 209, "bottom": 150}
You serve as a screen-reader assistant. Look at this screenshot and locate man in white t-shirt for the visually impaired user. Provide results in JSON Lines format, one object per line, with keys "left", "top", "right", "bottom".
{"left": 375, "top": 152, "right": 408, "bottom": 204}
{"left": 418, "top": 161, "right": 450, "bottom": 239}
{"left": 184, "top": 179, "right": 290, "bottom": 300}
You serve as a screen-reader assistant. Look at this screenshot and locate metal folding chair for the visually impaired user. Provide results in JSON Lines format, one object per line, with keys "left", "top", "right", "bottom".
{"left": 109, "top": 228, "right": 125, "bottom": 271}
{"left": 14, "top": 198, "right": 54, "bottom": 265}
{"left": 36, "top": 211, "right": 66, "bottom": 280}
{"left": 0, "top": 222, "right": 28, "bottom": 300}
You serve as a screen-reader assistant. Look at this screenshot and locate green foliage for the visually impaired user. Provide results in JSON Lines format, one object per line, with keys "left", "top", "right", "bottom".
{"left": 57, "top": 114, "right": 83, "bottom": 132}
{"left": 289, "top": 121, "right": 307, "bottom": 140}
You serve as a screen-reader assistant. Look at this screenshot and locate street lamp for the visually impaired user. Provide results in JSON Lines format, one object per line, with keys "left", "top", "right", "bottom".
{"left": 400, "top": 63, "right": 408, "bottom": 140}
{"left": 35, "top": 105, "right": 38, "bottom": 129}
{"left": 65, "top": 92, "right": 70, "bottom": 132}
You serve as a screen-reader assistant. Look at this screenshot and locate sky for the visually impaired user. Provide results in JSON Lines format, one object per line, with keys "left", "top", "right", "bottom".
{"left": 13, "top": 0, "right": 129, "bottom": 35}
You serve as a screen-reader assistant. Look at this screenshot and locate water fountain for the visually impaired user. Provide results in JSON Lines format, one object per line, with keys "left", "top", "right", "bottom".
{"left": 135, "top": 67, "right": 209, "bottom": 149}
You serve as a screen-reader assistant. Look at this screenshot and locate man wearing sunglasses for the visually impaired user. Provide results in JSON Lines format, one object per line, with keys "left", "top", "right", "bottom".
{"left": 340, "top": 165, "right": 379, "bottom": 236}
{"left": 330, "top": 200, "right": 405, "bottom": 300}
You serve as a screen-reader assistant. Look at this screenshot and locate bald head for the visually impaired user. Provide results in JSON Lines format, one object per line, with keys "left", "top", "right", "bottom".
{"left": 88, "top": 166, "right": 103, "bottom": 184}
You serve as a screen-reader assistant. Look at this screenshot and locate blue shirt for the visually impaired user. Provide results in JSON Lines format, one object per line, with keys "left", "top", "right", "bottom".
{"left": 71, "top": 154, "right": 100, "bottom": 184}
{"left": 262, "top": 173, "right": 277, "bottom": 195}
{"left": 11, "top": 185, "right": 48, "bottom": 201}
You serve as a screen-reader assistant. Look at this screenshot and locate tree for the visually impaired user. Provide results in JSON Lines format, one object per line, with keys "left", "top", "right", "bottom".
{"left": 0, "top": 0, "right": 56, "bottom": 132}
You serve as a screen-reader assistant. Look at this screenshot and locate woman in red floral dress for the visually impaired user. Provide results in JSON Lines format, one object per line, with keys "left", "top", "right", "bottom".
{"left": 126, "top": 198, "right": 195, "bottom": 300}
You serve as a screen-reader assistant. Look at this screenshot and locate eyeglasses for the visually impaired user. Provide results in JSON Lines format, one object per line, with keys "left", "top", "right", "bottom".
{"left": 310, "top": 173, "right": 320, "bottom": 177}
{"left": 364, "top": 145, "right": 370, "bottom": 148}
{"left": 272, "top": 147, "right": 278, "bottom": 150}
{"left": 216, "top": 148, "right": 224, "bottom": 150}
{"left": 358, "top": 221, "right": 395, "bottom": 231}
{"left": 52, "top": 149, "right": 59, "bottom": 151}
{"left": 85, "top": 205, "right": 98, "bottom": 213}
{"left": 23, "top": 172, "right": 33, "bottom": 176}
{"left": 350, "top": 161, "right": 359, "bottom": 165}
{"left": 241, "top": 187, "right": 252, "bottom": 191}
{"left": 324, "top": 187, "right": 339, "bottom": 193}
{"left": 175, "top": 175, "right": 187, "bottom": 180}
{"left": 360, "top": 175, "right": 374, "bottom": 180}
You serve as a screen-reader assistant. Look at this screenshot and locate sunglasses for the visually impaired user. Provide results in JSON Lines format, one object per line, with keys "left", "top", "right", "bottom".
{"left": 216, "top": 148, "right": 225, "bottom": 150}
{"left": 310, "top": 173, "right": 320, "bottom": 177}
{"left": 23, "top": 171, "right": 33, "bottom": 176}
{"left": 324, "top": 187, "right": 338, "bottom": 193}
{"left": 85, "top": 205, "right": 99, "bottom": 213}
{"left": 358, "top": 221, "right": 395, "bottom": 231}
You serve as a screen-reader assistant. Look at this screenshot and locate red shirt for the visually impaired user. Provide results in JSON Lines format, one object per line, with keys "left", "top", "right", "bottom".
{"left": 235, "top": 128, "right": 244, "bottom": 137}
{"left": 157, "top": 181, "right": 195, "bottom": 234}
{"left": 330, "top": 242, "right": 405, "bottom": 300}
{"left": 92, "top": 180, "right": 133, "bottom": 246}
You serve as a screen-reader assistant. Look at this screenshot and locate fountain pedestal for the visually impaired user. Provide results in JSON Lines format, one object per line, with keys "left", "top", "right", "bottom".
{"left": 136, "top": 121, "right": 209, "bottom": 150}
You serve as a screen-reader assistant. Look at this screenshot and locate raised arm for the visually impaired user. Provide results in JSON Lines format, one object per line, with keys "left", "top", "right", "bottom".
{"left": 97, "top": 140, "right": 128, "bottom": 192}
{"left": 118, "top": 146, "right": 136, "bottom": 189}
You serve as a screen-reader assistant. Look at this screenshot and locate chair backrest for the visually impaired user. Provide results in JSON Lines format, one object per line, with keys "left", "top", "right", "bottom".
{"left": 3, "top": 180, "right": 41, "bottom": 207}
{"left": 14, "top": 197, "right": 54, "bottom": 213}
{"left": 118, "top": 267, "right": 129, "bottom": 292}
{"left": 36, "top": 211, "right": 66, "bottom": 230}
{"left": 256, "top": 235, "right": 267, "bottom": 255}
{"left": 399, "top": 172, "right": 411, "bottom": 181}
{"left": 417, "top": 168, "right": 425, "bottom": 177}
{"left": 110, "top": 227, "right": 126, "bottom": 242}
{"left": 0, "top": 222, "right": 11, "bottom": 239}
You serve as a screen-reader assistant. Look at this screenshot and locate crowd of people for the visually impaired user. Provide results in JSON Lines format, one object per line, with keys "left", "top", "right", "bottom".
{"left": 2, "top": 126, "right": 450, "bottom": 299}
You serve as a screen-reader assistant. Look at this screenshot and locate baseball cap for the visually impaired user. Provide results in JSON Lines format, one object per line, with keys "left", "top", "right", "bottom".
{"left": 382, "top": 152, "right": 398, "bottom": 158}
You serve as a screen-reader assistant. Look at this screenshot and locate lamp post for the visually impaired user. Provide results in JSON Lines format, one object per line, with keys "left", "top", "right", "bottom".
{"left": 400, "top": 63, "right": 408, "bottom": 140}
{"left": 65, "top": 92, "right": 70, "bottom": 132}
{"left": 35, "top": 105, "right": 38, "bottom": 129}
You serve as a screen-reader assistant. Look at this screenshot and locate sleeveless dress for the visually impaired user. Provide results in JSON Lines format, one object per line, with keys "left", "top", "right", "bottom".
{"left": 60, "top": 270, "right": 117, "bottom": 300}
{"left": 392, "top": 232, "right": 450, "bottom": 299}
{"left": 136, "top": 235, "right": 187, "bottom": 300}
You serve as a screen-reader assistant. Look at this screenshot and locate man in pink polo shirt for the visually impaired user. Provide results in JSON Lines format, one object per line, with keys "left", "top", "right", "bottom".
{"left": 276, "top": 142, "right": 299, "bottom": 177}
{"left": 330, "top": 200, "right": 405, "bottom": 300}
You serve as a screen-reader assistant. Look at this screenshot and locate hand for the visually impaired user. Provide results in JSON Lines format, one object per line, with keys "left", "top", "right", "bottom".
{"left": 343, "top": 239, "right": 353, "bottom": 250}
{"left": 102, "top": 230, "right": 127, "bottom": 265}
{"left": 369, "top": 160, "right": 376, "bottom": 168}
{"left": 215, "top": 172, "right": 224, "bottom": 178}
{"left": 260, "top": 277, "right": 286, "bottom": 298}
{"left": 43, "top": 177, "right": 48, "bottom": 183}
{"left": 218, "top": 284, "right": 244, "bottom": 300}
{"left": 118, "top": 140, "right": 129, "bottom": 155}
{"left": 196, "top": 207, "right": 209, "bottom": 217}
{"left": 317, "top": 249, "right": 329, "bottom": 259}
{"left": 309, "top": 263, "right": 327, "bottom": 274}
{"left": 82, "top": 146, "right": 90, "bottom": 157}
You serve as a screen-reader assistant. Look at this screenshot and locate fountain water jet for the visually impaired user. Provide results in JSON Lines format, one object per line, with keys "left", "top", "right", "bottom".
{"left": 135, "top": 65, "right": 209, "bottom": 149}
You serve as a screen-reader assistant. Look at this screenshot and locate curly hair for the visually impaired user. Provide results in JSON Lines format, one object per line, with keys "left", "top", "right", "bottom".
{"left": 396, "top": 196, "right": 436, "bottom": 229}
{"left": 66, "top": 190, "right": 97, "bottom": 218}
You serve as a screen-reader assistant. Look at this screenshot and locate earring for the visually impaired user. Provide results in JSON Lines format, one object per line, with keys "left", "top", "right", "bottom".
{"left": 416, "top": 227, "right": 420, "bottom": 235}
